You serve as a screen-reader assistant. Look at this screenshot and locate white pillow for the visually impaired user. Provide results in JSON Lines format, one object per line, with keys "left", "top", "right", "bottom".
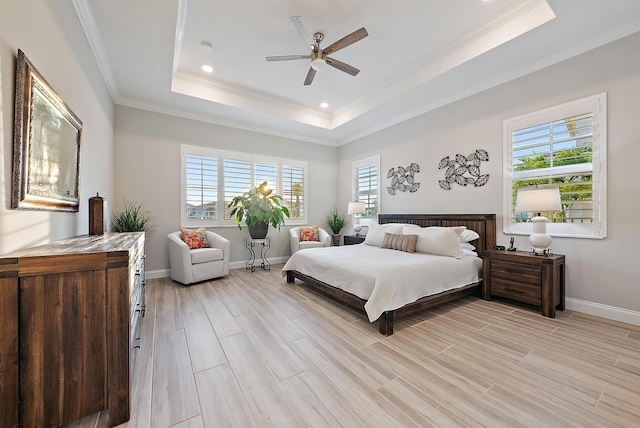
{"left": 403, "top": 224, "right": 479, "bottom": 242}
{"left": 363, "top": 223, "right": 404, "bottom": 246}
{"left": 404, "top": 226, "right": 464, "bottom": 258}
{"left": 460, "top": 248, "right": 478, "bottom": 257}
{"left": 460, "top": 242, "right": 476, "bottom": 251}
{"left": 459, "top": 228, "right": 480, "bottom": 243}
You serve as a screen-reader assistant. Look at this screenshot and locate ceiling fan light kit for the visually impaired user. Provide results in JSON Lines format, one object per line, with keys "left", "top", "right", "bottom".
{"left": 266, "top": 16, "right": 368, "bottom": 85}
{"left": 311, "top": 57, "right": 326, "bottom": 71}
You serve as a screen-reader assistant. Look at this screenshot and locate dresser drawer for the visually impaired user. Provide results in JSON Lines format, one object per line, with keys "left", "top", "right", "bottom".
{"left": 491, "top": 277, "right": 541, "bottom": 306}
{"left": 491, "top": 260, "right": 541, "bottom": 285}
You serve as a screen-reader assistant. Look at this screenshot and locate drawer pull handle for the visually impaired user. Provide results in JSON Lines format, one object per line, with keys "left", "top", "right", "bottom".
{"left": 505, "top": 288, "right": 525, "bottom": 294}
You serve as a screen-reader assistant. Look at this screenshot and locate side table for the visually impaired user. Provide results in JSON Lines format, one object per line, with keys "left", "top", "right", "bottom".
{"left": 482, "top": 249, "right": 565, "bottom": 317}
{"left": 245, "top": 238, "right": 271, "bottom": 272}
{"left": 344, "top": 235, "right": 365, "bottom": 245}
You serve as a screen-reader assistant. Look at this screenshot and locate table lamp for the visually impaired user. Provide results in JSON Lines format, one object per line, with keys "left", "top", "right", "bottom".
{"left": 347, "top": 201, "right": 365, "bottom": 236}
{"left": 515, "top": 187, "right": 561, "bottom": 256}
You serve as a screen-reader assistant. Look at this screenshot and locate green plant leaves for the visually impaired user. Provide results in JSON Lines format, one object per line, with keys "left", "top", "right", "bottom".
{"left": 227, "top": 181, "right": 289, "bottom": 230}
{"left": 111, "top": 199, "right": 155, "bottom": 234}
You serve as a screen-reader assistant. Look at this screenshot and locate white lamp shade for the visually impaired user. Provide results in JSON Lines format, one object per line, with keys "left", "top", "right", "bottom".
{"left": 347, "top": 202, "right": 365, "bottom": 215}
{"left": 515, "top": 188, "right": 561, "bottom": 213}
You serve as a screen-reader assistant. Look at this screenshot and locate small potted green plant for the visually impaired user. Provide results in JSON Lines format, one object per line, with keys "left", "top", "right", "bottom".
{"left": 228, "top": 181, "right": 290, "bottom": 239}
{"left": 111, "top": 199, "right": 155, "bottom": 235}
{"left": 324, "top": 205, "right": 348, "bottom": 246}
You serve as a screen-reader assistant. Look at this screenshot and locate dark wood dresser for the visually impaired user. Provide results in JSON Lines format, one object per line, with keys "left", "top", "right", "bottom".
{"left": 0, "top": 232, "right": 145, "bottom": 428}
{"left": 482, "top": 249, "right": 565, "bottom": 317}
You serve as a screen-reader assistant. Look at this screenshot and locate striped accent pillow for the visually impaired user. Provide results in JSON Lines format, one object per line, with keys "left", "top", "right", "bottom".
{"left": 381, "top": 233, "right": 418, "bottom": 253}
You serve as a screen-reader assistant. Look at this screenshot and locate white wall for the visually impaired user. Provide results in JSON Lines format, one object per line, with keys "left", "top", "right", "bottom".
{"left": 0, "top": 0, "right": 114, "bottom": 254}
{"left": 339, "top": 32, "right": 640, "bottom": 319}
{"left": 113, "top": 106, "right": 338, "bottom": 272}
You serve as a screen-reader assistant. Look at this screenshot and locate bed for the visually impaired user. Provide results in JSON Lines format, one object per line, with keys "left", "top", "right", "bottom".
{"left": 283, "top": 213, "right": 496, "bottom": 335}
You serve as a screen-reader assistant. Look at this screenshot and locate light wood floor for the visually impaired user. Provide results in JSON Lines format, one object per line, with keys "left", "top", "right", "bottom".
{"left": 68, "top": 265, "right": 640, "bottom": 428}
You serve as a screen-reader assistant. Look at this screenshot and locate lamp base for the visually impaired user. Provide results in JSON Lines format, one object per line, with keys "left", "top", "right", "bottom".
{"left": 530, "top": 248, "right": 553, "bottom": 257}
{"left": 353, "top": 223, "right": 362, "bottom": 236}
{"left": 529, "top": 216, "right": 552, "bottom": 256}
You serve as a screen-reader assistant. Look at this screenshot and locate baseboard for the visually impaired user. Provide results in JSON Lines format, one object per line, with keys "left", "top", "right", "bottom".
{"left": 147, "top": 256, "right": 290, "bottom": 280}
{"left": 565, "top": 297, "right": 640, "bottom": 327}
{"left": 147, "top": 269, "right": 170, "bottom": 279}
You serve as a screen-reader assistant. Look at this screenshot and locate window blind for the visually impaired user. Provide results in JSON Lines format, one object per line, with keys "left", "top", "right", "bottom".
{"left": 223, "top": 158, "right": 251, "bottom": 219}
{"left": 282, "top": 165, "right": 305, "bottom": 219}
{"left": 512, "top": 113, "right": 594, "bottom": 224}
{"left": 181, "top": 145, "right": 308, "bottom": 227}
{"left": 355, "top": 163, "right": 378, "bottom": 219}
{"left": 184, "top": 154, "right": 218, "bottom": 220}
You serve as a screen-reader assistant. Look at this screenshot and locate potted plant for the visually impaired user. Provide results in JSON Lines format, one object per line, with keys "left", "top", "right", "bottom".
{"left": 111, "top": 199, "right": 155, "bottom": 235}
{"left": 324, "top": 205, "right": 348, "bottom": 246}
{"left": 228, "top": 181, "right": 290, "bottom": 239}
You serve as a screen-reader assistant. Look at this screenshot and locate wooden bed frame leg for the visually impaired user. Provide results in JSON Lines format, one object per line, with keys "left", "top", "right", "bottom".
{"left": 379, "top": 311, "right": 394, "bottom": 336}
{"left": 286, "top": 271, "right": 295, "bottom": 283}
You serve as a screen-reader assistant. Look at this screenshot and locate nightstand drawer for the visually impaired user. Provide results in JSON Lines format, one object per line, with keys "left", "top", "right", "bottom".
{"left": 491, "top": 278, "right": 541, "bottom": 306}
{"left": 491, "top": 260, "right": 541, "bottom": 285}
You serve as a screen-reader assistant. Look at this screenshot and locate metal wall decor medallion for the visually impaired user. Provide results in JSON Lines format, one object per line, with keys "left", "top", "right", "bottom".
{"left": 438, "top": 149, "right": 489, "bottom": 190}
{"left": 387, "top": 163, "right": 420, "bottom": 195}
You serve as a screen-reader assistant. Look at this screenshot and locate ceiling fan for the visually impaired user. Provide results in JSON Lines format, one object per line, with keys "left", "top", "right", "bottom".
{"left": 266, "top": 16, "right": 368, "bottom": 86}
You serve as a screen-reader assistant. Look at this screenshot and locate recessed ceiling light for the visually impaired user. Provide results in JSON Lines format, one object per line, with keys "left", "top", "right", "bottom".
{"left": 320, "top": 102, "right": 329, "bottom": 108}
{"left": 202, "top": 64, "right": 214, "bottom": 73}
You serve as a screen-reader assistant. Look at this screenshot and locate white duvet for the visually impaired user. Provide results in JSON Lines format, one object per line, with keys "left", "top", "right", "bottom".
{"left": 282, "top": 244, "right": 482, "bottom": 322}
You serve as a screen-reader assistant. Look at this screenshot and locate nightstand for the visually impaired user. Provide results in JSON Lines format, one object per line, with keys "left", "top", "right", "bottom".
{"left": 343, "top": 235, "right": 365, "bottom": 245}
{"left": 482, "top": 249, "right": 565, "bottom": 317}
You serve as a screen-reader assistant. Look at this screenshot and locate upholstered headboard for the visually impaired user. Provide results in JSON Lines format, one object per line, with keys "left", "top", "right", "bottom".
{"left": 378, "top": 214, "right": 496, "bottom": 258}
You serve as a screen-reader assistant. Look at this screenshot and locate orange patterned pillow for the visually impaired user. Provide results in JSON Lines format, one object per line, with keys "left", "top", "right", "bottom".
{"left": 180, "top": 227, "right": 210, "bottom": 249}
{"left": 299, "top": 226, "right": 320, "bottom": 242}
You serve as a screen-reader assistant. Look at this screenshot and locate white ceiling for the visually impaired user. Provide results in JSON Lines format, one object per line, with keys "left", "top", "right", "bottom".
{"left": 74, "top": 0, "right": 640, "bottom": 146}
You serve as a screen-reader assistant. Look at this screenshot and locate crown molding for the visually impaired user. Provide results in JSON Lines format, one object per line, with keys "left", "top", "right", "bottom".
{"left": 72, "top": 0, "right": 120, "bottom": 102}
{"left": 116, "top": 96, "right": 337, "bottom": 147}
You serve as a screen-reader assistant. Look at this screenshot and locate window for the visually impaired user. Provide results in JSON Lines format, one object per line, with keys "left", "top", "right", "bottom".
{"left": 184, "top": 151, "right": 218, "bottom": 221}
{"left": 503, "top": 93, "right": 607, "bottom": 238}
{"left": 282, "top": 164, "right": 305, "bottom": 220}
{"left": 352, "top": 155, "right": 380, "bottom": 224}
{"left": 182, "top": 145, "right": 307, "bottom": 227}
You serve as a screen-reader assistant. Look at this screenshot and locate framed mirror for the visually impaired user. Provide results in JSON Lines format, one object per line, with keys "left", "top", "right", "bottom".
{"left": 12, "top": 49, "right": 82, "bottom": 212}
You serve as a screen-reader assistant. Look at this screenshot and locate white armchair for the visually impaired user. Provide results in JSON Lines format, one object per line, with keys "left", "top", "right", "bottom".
{"left": 168, "top": 230, "right": 230, "bottom": 285}
{"left": 290, "top": 226, "right": 332, "bottom": 255}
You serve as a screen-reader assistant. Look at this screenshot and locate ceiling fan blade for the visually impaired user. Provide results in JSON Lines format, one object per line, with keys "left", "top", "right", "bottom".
{"left": 291, "top": 16, "right": 315, "bottom": 47}
{"left": 303, "top": 67, "right": 316, "bottom": 85}
{"left": 323, "top": 27, "right": 368, "bottom": 56}
{"left": 325, "top": 57, "right": 360, "bottom": 76}
{"left": 266, "top": 55, "right": 310, "bottom": 62}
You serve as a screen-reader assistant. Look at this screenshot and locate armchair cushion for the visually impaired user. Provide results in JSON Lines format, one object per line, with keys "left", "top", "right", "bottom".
{"left": 299, "top": 241, "right": 326, "bottom": 250}
{"left": 191, "top": 247, "right": 224, "bottom": 264}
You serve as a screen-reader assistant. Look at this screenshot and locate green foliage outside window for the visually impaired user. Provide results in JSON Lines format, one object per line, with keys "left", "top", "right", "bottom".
{"left": 513, "top": 147, "right": 593, "bottom": 223}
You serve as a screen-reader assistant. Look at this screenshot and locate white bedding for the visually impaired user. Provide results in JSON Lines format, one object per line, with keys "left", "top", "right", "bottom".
{"left": 282, "top": 244, "right": 482, "bottom": 322}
